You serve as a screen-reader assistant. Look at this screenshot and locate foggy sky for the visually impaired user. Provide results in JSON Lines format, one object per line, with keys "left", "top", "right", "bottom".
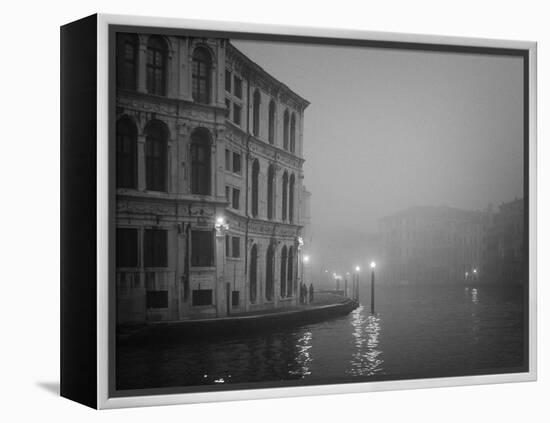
{"left": 233, "top": 39, "right": 524, "bottom": 276}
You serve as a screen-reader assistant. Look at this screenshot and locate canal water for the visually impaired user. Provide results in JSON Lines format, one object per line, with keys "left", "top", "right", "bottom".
{"left": 116, "top": 284, "right": 526, "bottom": 391}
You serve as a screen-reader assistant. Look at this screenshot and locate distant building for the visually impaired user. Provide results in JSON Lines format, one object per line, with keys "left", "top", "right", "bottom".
{"left": 115, "top": 33, "right": 310, "bottom": 323}
{"left": 379, "top": 206, "right": 489, "bottom": 284}
{"left": 482, "top": 199, "right": 525, "bottom": 285}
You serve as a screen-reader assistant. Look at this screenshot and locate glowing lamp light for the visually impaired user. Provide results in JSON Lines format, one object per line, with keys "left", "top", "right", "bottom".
{"left": 303, "top": 255, "right": 310, "bottom": 264}
{"left": 214, "top": 216, "right": 229, "bottom": 235}
{"left": 355, "top": 266, "right": 361, "bottom": 272}
{"left": 370, "top": 261, "right": 376, "bottom": 269}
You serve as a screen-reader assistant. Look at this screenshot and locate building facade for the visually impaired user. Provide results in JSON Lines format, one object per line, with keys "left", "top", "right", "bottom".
{"left": 482, "top": 199, "right": 525, "bottom": 285}
{"left": 114, "top": 33, "right": 310, "bottom": 323}
{"left": 379, "top": 206, "right": 489, "bottom": 284}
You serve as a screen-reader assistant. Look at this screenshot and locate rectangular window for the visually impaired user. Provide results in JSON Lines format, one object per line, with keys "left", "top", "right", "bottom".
{"left": 192, "top": 289, "right": 213, "bottom": 306}
{"left": 146, "top": 290, "right": 168, "bottom": 308}
{"left": 191, "top": 230, "right": 214, "bottom": 267}
{"left": 225, "top": 149, "right": 231, "bottom": 170}
{"left": 232, "top": 236, "right": 240, "bottom": 258}
{"left": 225, "top": 70, "right": 231, "bottom": 92}
{"left": 144, "top": 229, "right": 167, "bottom": 267}
{"left": 225, "top": 98, "right": 231, "bottom": 118}
{"left": 233, "top": 104, "right": 241, "bottom": 126}
{"left": 225, "top": 235, "right": 231, "bottom": 257}
{"left": 232, "top": 152, "right": 241, "bottom": 174}
{"left": 225, "top": 185, "right": 231, "bottom": 202}
{"left": 116, "top": 228, "right": 138, "bottom": 267}
{"left": 232, "top": 188, "right": 240, "bottom": 210}
{"left": 231, "top": 291, "right": 240, "bottom": 306}
{"left": 234, "top": 76, "right": 242, "bottom": 99}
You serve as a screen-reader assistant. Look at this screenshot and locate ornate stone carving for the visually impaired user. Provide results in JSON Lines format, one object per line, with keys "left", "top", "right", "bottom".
{"left": 116, "top": 201, "right": 173, "bottom": 215}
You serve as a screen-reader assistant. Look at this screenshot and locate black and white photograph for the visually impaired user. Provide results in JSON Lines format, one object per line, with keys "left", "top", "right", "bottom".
{"left": 112, "top": 27, "right": 529, "bottom": 395}
{"left": 5, "top": 0, "right": 549, "bottom": 419}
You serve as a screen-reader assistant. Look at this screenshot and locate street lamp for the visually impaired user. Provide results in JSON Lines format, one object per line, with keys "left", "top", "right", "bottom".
{"left": 353, "top": 266, "right": 361, "bottom": 301}
{"left": 370, "top": 261, "right": 376, "bottom": 314}
{"left": 214, "top": 216, "right": 229, "bottom": 236}
{"left": 302, "top": 254, "right": 310, "bottom": 291}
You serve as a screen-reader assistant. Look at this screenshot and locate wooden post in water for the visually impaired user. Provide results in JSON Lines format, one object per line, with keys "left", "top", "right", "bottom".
{"left": 370, "top": 263, "right": 376, "bottom": 314}
{"left": 344, "top": 276, "right": 348, "bottom": 298}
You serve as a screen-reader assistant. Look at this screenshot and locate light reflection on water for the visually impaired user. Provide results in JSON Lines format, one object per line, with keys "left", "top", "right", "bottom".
{"left": 289, "top": 331, "right": 313, "bottom": 377}
{"left": 117, "top": 285, "right": 524, "bottom": 390}
{"left": 348, "top": 306, "right": 383, "bottom": 376}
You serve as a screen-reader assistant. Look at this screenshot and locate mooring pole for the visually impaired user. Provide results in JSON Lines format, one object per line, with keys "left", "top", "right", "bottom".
{"left": 370, "top": 267, "right": 375, "bottom": 314}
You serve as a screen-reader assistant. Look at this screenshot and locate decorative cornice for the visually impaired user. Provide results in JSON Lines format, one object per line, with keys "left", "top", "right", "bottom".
{"left": 224, "top": 123, "right": 305, "bottom": 168}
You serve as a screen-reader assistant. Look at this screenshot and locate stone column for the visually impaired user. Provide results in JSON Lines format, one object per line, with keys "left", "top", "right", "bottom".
{"left": 273, "top": 247, "right": 280, "bottom": 308}
{"left": 137, "top": 134, "right": 146, "bottom": 191}
{"left": 215, "top": 224, "right": 228, "bottom": 317}
{"left": 179, "top": 39, "right": 190, "bottom": 101}
{"left": 137, "top": 35, "right": 147, "bottom": 94}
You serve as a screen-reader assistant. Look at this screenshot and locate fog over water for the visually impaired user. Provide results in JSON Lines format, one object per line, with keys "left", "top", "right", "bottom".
{"left": 233, "top": 40, "right": 524, "bottom": 275}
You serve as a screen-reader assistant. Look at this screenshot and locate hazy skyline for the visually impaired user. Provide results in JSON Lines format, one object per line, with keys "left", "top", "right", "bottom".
{"left": 233, "top": 39, "right": 524, "bottom": 274}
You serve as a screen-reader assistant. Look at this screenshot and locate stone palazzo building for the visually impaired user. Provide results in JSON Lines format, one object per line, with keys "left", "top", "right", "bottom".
{"left": 379, "top": 206, "right": 489, "bottom": 284}
{"left": 114, "top": 33, "right": 310, "bottom": 323}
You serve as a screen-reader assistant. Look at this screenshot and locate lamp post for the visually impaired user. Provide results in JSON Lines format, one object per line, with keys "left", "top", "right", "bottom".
{"left": 370, "top": 261, "right": 376, "bottom": 314}
{"left": 302, "top": 254, "right": 310, "bottom": 289}
{"left": 354, "top": 266, "right": 361, "bottom": 301}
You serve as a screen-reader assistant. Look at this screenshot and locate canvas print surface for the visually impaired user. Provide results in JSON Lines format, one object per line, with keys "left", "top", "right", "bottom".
{"left": 112, "top": 29, "right": 528, "bottom": 394}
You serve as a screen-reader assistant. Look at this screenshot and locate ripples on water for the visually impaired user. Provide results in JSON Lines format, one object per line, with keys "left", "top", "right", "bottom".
{"left": 348, "top": 306, "right": 383, "bottom": 377}
{"left": 116, "top": 285, "right": 525, "bottom": 390}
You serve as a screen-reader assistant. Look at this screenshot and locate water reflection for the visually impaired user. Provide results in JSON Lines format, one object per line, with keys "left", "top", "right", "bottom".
{"left": 289, "top": 330, "right": 313, "bottom": 377}
{"left": 117, "top": 285, "right": 524, "bottom": 390}
{"left": 471, "top": 288, "right": 479, "bottom": 304}
{"left": 347, "top": 305, "right": 384, "bottom": 376}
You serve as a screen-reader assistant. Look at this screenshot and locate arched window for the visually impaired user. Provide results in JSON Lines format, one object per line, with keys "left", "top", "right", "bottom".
{"left": 289, "top": 173, "right": 295, "bottom": 223}
{"left": 190, "top": 128, "right": 211, "bottom": 195}
{"left": 282, "top": 171, "right": 288, "bottom": 221}
{"left": 267, "top": 164, "right": 275, "bottom": 220}
{"left": 249, "top": 244, "right": 258, "bottom": 303}
{"left": 280, "top": 245, "right": 288, "bottom": 298}
{"left": 251, "top": 159, "right": 260, "bottom": 217}
{"left": 116, "top": 117, "right": 137, "bottom": 189}
{"left": 146, "top": 36, "right": 168, "bottom": 96}
{"left": 268, "top": 100, "right": 276, "bottom": 144}
{"left": 145, "top": 121, "right": 168, "bottom": 191}
{"left": 283, "top": 109, "right": 289, "bottom": 150}
{"left": 192, "top": 47, "right": 212, "bottom": 104}
{"left": 266, "top": 243, "right": 275, "bottom": 301}
{"left": 287, "top": 246, "right": 294, "bottom": 297}
{"left": 253, "top": 90, "right": 261, "bottom": 137}
{"left": 116, "top": 33, "right": 138, "bottom": 90}
{"left": 290, "top": 113, "right": 296, "bottom": 153}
